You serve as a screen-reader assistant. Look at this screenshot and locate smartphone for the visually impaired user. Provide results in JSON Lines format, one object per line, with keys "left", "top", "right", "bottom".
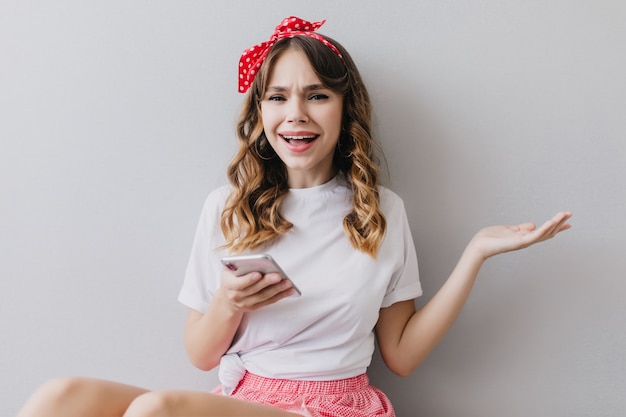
{"left": 220, "top": 254, "right": 301, "bottom": 297}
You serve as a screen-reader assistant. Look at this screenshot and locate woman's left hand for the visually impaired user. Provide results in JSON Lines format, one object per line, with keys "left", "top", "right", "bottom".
{"left": 468, "top": 211, "right": 573, "bottom": 260}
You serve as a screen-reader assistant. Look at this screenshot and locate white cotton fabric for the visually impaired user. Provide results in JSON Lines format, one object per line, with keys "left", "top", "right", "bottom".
{"left": 178, "top": 174, "right": 422, "bottom": 389}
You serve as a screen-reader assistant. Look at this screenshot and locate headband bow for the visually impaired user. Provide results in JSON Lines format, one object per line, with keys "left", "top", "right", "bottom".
{"left": 238, "top": 16, "right": 343, "bottom": 93}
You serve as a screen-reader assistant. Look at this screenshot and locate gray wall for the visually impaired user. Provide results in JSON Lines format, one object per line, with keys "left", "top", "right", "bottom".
{"left": 2, "top": 1, "right": 625, "bottom": 416}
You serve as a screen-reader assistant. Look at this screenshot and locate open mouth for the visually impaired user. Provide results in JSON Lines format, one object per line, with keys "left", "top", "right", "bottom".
{"left": 280, "top": 134, "right": 319, "bottom": 144}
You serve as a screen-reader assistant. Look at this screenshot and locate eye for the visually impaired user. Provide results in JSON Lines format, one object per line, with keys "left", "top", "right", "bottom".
{"left": 267, "top": 95, "right": 286, "bottom": 102}
{"left": 309, "top": 93, "right": 329, "bottom": 101}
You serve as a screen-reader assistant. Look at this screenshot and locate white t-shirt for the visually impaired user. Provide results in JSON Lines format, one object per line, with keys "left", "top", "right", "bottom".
{"left": 178, "top": 175, "right": 422, "bottom": 391}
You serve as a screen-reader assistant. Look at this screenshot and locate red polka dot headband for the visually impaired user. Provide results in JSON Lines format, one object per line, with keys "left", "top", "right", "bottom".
{"left": 238, "top": 16, "right": 343, "bottom": 93}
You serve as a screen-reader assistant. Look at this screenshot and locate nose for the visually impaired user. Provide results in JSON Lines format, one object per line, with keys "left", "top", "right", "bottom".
{"left": 286, "top": 98, "right": 309, "bottom": 124}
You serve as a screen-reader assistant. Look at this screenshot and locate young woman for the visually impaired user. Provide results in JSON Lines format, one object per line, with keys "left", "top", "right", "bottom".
{"left": 16, "top": 16, "right": 572, "bottom": 417}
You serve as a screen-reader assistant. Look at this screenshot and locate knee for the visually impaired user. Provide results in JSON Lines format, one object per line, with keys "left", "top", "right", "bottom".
{"left": 38, "top": 377, "right": 90, "bottom": 401}
{"left": 124, "top": 391, "right": 181, "bottom": 417}
{"left": 17, "top": 377, "right": 92, "bottom": 416}
{"left": 42, "top": 376, "right": 90, "bottom": 396}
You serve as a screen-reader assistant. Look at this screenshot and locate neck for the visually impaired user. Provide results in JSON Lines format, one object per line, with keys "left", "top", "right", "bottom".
{"left": 287, "top": 168, "right": 338, "bottom": 189}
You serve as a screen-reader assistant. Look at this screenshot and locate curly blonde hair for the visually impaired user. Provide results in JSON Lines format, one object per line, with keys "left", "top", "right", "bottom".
{"left": 221, "top": 35, "right": 386, "bottom": 257}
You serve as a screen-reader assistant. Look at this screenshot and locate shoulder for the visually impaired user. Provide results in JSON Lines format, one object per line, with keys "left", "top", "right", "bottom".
{"left": 199, "top": 183, "right": 233, "bottom": 216}
{"left": 378, "top": 186, "right": 407, "bottom": 215}
{"left": 378, "top": 185, "right": 403, "bottom": 203}
{"left": 205, "top": 183, "right": 232, "bottom": 204}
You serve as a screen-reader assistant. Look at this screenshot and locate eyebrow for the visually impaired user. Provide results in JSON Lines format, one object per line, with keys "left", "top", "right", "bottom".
{"left": 266, "top": 84, "right": 328, "bottom": 92}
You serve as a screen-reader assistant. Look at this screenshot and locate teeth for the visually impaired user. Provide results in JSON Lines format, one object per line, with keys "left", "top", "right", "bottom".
{"left": 282, "top": 135, "right": 316, "bottom": 140}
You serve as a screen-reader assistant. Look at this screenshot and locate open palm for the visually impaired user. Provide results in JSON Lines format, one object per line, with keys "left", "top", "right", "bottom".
{"left": 469, "top": 211, "right": 573, "bottom": 260}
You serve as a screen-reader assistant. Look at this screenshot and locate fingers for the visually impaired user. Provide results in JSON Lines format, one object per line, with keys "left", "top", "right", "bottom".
{"left": 237, "top": 271, "right": 281, "bottom": 296}
{"left": 545, "top": 211, "right": 573, "bottom": 235}
{"left": 516, "top": 222, "right": 537, "bottom": 232}
{"left": 529, "top": 211, "right": 573, "bottom": 242}
{"left": 248, "top": 284, "right": 296, "bottom": 310}
{"left": 220, "top": 270, "right": 294, "bottom": 312}
{"left": 245, "top": 273, "right": 294, "bottom": 302}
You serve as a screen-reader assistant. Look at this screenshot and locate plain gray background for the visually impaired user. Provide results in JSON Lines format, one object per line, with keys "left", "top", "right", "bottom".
{"left": 2, "top": 1, "right": 625, "bottom": 416}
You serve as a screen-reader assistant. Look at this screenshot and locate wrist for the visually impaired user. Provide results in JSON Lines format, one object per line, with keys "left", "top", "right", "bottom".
{"left": 213, "top": 287, "right": 245, "bottom": 319}
{"left": 462, "top": 239, "right": 491, "bottom": 265}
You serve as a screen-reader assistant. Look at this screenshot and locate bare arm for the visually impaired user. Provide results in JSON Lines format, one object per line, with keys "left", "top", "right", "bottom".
{"left": 376, "top": 211, "right": 572, "bottom": 376}
{"left": 184, "top": 270, "right": 295, "bottom": 371}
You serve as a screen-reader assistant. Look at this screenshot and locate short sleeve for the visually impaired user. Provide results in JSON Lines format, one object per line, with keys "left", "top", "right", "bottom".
{"left": 380, "top": 191, "right": 422, "bottom": 308}
{"left": 178, "top": 186, "right": 230, "bottom": 313}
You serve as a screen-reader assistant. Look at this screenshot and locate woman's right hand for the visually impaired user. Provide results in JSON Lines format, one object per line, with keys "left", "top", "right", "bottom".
{"left": 184, "top": 270, "right": 294, "bottom": 371}
{"left": 216, "top": 268, "right": 295, "bottom": 313}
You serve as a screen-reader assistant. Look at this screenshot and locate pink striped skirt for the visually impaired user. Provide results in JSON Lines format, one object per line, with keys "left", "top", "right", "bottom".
{"left": 216, "top": 371, "right": 396, "bottom": 417}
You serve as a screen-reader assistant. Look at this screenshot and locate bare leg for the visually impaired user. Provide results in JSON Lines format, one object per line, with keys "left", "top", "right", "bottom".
{"left": 124, "top": 390, "right": 303, "bottom": 417}
{"left": 16, "top": 376, "right": 149, "bottom": 417}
